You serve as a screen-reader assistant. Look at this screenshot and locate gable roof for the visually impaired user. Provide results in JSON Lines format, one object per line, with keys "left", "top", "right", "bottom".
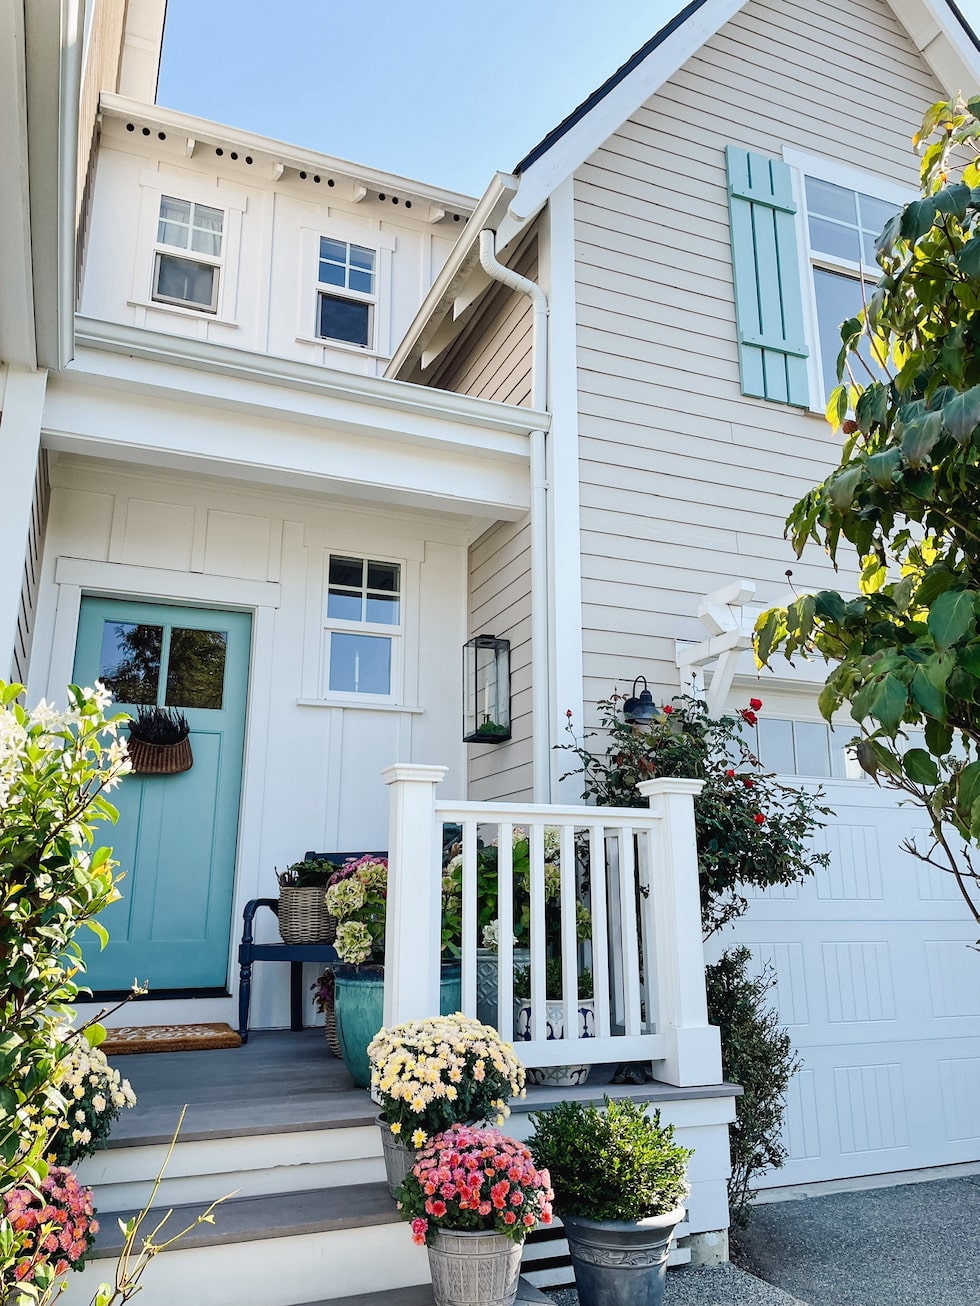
{"left": 507, "top": 0, "right": 980, "bottom": 221}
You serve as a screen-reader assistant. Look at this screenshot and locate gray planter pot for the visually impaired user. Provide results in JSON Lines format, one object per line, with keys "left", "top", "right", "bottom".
{"left": 377, "top": 1114, "right": 416, "bottom": 1199}
{"left": 561, "top": 1206, "right": 685, "bottom": 1306}
{"left": 426, "top": 1227, "right": 523, "bottom": 1306}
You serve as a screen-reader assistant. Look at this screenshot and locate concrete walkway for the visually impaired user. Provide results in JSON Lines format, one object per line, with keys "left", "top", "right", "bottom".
{"left": 550, "top": 1173, "right": 980, "bottom": 1305}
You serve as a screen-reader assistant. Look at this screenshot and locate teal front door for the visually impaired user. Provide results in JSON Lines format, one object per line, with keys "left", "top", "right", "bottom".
{"left": 73, "top": 598, "right": 251, "bottom": 993}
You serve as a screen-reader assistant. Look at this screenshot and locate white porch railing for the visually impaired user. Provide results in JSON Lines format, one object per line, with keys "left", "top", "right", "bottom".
{"left": 381, "top": 766, "right": 722, "bottom": 1089}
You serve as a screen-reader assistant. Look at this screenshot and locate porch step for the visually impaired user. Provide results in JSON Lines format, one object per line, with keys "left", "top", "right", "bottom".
{"left": 297, "top": 1279, "right": 554, "bottom": 1305}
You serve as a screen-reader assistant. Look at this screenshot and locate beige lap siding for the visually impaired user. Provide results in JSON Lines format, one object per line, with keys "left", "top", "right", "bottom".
{"left": 572, "top": 0, "right": 942, "bottom": 710}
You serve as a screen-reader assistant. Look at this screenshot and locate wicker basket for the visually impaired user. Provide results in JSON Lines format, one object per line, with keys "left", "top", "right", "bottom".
{"left": 127, "top": 735, "right": 193, "bottom": 775}
{"left": 277, "top": 885, "right": 334, "bottom": 944}
{"left": 323, "top": 1005, "right": 343, "bottom": 1059}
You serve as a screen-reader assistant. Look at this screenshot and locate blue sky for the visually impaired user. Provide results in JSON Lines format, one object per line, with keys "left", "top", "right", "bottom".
{"left": 157, "top": 0, "right": 980, "bottom": 198}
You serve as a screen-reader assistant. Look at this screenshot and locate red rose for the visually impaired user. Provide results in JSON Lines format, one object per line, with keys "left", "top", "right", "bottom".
{"left": 566, "top": 709, "right": 573, "bottom": 718}
{"left": 749, "top": 697, "right": 763, "bottom": 711}
{"left": 740, "top": 709, "right": 758, "bottom": 726}
{"left": 662, "top": 704, "right": 673, "bottom": 714}
{"left": 725, "top": 768, "right": 735, "bottom": 778}
{"left": 743, "top": 777, "right": 754, "bottom": 788}
{"left": 753, "top": 813, "right": 766, "bottom": 825}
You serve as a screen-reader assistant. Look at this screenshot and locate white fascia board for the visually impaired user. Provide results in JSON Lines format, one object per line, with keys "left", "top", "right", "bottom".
{"left": 385, "top": 173, "right": 520, "bottom": 380}
{"left": 0, "top": 2, "right": 37, "bottom": 369}
{"left": 891, "top": 0, "right": 980, "bottom": 92}
{"left": 100, "top": 95, "right": 477, "bottom": 215}
{"left": 509, "top": 0, "right": 747, "bottom": 222}
{"left": 26, "top": 0, "right": 83, "bottom": 372}
{"left": 42, "top": 366, "right": 531, "bottom": 521}
{"left": 73, "top": 318, "right": 548, "bottom": 442}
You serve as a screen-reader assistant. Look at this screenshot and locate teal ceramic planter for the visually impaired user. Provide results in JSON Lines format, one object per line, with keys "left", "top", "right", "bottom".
{"left": 334, "top": 963, "right": 462, "bottom": 1088}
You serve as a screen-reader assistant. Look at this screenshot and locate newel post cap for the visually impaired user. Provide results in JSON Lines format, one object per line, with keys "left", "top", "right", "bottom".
{"left": 637, "top": 777, "right": 705, "bottom": 799}
{"left": 381, "top": 763, "right": 449, "bottom": 786}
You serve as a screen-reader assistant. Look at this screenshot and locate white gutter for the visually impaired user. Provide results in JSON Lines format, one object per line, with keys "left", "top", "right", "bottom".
{"left": 477, "top": 228, "right": 552, "bottom": 802}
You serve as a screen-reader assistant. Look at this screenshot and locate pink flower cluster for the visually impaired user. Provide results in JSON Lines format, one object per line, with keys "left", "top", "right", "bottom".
{"left": 402, "top": 1124, "right": 553, "bottom": 1246}
{"left": 3, "top": 1166, "right": 98, "bottom": 1283}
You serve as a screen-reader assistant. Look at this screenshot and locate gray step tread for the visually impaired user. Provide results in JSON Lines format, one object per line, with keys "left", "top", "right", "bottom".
{"left": 90, "top": 1180, "right": 399, "bottom": 1259}
{"left": 295, "top": 1279, "right": 552, "bottom": 1305}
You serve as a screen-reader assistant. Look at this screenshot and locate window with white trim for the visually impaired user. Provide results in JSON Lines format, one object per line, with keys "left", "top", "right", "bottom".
{"left": 152, "top": 195, "right": 224, "bottom": 312}
{"left": 316, "top": 237, "right": 377, "bottom": 348}
{"left": 803, "top": 175, "right": 897, "bottom": 400}
{"left": 324, "top": 554, "right": 401, "bottom": 696}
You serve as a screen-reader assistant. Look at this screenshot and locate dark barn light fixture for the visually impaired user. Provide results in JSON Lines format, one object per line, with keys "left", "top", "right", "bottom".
{"left": 463, "top": 635, "right": 511, "bottom": 743}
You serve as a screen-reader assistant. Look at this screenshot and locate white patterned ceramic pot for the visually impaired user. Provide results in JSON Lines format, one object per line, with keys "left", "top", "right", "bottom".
{"left": 475, "top": 948, "right": 531, "bottom": 1029}
{"left": 426, "top": 1227, "right": 523, "bottom": 1306}
{"left": 513, "top": 997, "right": 595, "bottom": 1087}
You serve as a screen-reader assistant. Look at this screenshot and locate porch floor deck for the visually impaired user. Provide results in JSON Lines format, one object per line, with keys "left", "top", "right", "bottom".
{"left": 107, "top": 1029, "right": 738, "bottom": 1148}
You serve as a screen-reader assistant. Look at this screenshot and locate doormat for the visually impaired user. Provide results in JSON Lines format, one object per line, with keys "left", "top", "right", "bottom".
{"left": 100, "top": 1023, "right": 242, "bottom": 1055}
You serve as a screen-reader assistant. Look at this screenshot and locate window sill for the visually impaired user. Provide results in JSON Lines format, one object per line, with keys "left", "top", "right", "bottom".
{"left": 129, "top": 299, "right": 240, "bottom": 328}
{"left": 296, "top": 697, "right": 423, "bottom": 714}
{"left": 295, "top": 334, "right": 390, "bottom": 362}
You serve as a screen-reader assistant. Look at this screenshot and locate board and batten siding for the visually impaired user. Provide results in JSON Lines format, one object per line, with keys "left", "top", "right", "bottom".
{"left": 429, "top": 235, "right": 537, "bottom": 406}
{"left": 571, "top": 0, "right": 941, "bottom": 710}
{"left": 12, "top": 451, "right": 50, "bottom": 686}
{"left": 467, "top": 519, "right": 533, "bottom": 800}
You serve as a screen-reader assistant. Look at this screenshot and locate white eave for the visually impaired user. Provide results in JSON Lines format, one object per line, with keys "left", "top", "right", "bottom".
{"left": 0, "top": 0, "right": 83, "bottom": 372}
{"left": 385, "top": 172, "right": 524, "bottom": 382}
{"left": 99, "top": 94, "right": 477, "bottom": 221}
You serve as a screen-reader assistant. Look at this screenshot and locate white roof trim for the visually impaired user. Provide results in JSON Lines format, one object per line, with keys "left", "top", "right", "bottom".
{"left": 509, "top": 0, "right": 980, "bottom": 224}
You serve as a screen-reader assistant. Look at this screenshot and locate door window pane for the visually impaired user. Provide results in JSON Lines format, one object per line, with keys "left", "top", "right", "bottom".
{"left": 329, "top": 632, "right": 391, "bottom": 694}
{"left": 165, "top": 628, "right": 228, "bottom": 709}
{"left": 99, "top": 622, "right": 163, "bottom": 704}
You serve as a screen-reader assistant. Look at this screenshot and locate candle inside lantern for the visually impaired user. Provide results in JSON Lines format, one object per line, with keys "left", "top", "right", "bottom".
{"left": 483, "top": 678, "right": 490, "bottom": 721}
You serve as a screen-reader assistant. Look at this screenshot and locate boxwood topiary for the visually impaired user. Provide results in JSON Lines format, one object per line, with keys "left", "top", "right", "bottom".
{"left": 527, "top": 1096, "right": 691, "bottom": 1222}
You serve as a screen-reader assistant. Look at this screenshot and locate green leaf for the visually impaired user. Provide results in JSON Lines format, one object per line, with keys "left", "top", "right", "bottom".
{"left": 903, "top": 748, "right": 940, "bottom": 785}
{"left": 925, "top": 718, "right": 953, "bottom": 756}
{"left": 927, "top": 590, "right": 976, "bottom": 650}
{"left": 818, "top": 680, "right": 839, "bottom": 721}
{"left": 941, "top": 385, "right": 980, "bottom": 443}
{"left": 910, "top": 667, "right": 945, "bottom": 718}
{"left": 825, "top": 384, "right": 848, "bottom": 429}
{"left": 957, "top": 233, "right": 980, "bottom": 279}
{"left": 901, "top": 197, "right": 937, "bottom": 242}
{"left": 813, "top": 590, "right": 846, "bottom": 623}
{"left": 84, "top": 1022, "right": 107, "bottom": 1048}
{"left": 869, "top": 675, "right": 908, "bottom": 731}
{"left": 899, "top": 409, "right": 943, "bottom": 467}
{"left": 933, "top": 182, "right": 971, "bottom": 218}
{"left": 955, "top": 759, "right": 980, "bottom": 818}
{"left": 828, "top": 465, "right": 863, "bottom": 510}
{"left": 866, "top": 447, "right": 902, "bottom": 487}
{"left": 85, "top": 918, "right": 110, "bottom": 950}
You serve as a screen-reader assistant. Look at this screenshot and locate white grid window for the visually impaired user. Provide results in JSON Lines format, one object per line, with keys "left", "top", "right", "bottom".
{"left": 316, "top": 238, "right": 377, "bottom": 348}
{"left": 803, "top": 176, "right": 897, "bottom": 400}
{"left": 324, "top": 554, "right": 401, "bottom": 696}
{"left": 152, "top": 196, "right": 224, "bottom": 313}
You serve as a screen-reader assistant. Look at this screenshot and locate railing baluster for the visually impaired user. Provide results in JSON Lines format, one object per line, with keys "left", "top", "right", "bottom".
{"left": 636, "top": 827, "right": 656, "bottom": 1034}
{"left": 559, "top": 823, "right": 578, "bottom": 1050}
{"left": 529, "top": 822, "right": 547, "bottom": 1043}
{"left": 496, "top": 821, "right": 514, "bottom": 1039}
{"left": 618, "top": 826, "right": 641, "bottom": 1035}
{"left": 461, "top": 820, "right": 478, "bottom": 1017}
{"left": 589, "top": 825, "right": 611, "bottom": 1039}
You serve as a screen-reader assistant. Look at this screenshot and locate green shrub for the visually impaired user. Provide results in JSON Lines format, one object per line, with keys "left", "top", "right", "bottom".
{"left": 527, "top": 1096, "right": 691, "bottom": 1222}
{"left": 705, "top": 947, "right": 800, "bottom": 1226}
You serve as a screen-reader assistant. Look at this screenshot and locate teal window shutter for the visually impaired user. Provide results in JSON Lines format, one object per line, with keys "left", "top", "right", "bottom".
{"left": 725, "top": 145, "right": 809, "bottom": 408}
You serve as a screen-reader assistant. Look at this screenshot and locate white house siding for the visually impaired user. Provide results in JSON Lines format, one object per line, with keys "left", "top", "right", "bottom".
{"left": 572, "top": 0, "right": 942, "bottom": 710}
{"left": 565, "top": 0, "right": 980, "bottom": 1187}
{"left": 11, "top": 451, "right": 50, "bottom": 686}
{"left": 467, "top": 520, "right": 533, "bottom": 800}
{"left": 28, "top": 455, "right": 469, "bottom": 1028}
{"left": 429, "top": 236, "right": 537, "bottom": 406}
{"left": 78, "top": 116, "right": 465, "bottom": 378}
{"left": 418, "top": 233, "right": 538, "bottom": 799}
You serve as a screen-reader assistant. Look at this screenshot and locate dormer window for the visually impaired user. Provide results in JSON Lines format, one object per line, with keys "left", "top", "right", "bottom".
{"left": 152, "top": 196, "right": 224, "bottom": 313}
{"left": 316, "top": 237, "right": 376, "bottom": 348}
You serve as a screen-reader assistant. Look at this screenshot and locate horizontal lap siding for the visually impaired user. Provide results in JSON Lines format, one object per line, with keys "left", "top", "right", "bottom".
{"left": 430, "top": 238, "right": 537, "bottom": 406}
{"left": 468, "top": 519, "right": 534, "bottom": 799}
{"left": 573, "top": 0, "right": 940, "bottom": 708}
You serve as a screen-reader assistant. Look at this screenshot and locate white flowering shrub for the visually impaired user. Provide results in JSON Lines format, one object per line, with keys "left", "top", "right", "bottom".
{"left": 0, "top": 680, "right": 130, "bottom": 1294}
{"left": 50, "top": 1043, "right": 137, "bottom": 1166}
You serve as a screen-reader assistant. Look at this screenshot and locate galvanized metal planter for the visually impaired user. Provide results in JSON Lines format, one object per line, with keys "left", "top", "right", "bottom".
{"left": 426, "top": 1228, "right": 523, "bottom": 1306}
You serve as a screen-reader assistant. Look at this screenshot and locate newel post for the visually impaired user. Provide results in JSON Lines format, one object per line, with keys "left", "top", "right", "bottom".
{"left": 637, "top": 777, "right": 723, "bottom": 1087}
{"left": 381, "top": 763, "right": 447, "bottom": 1027}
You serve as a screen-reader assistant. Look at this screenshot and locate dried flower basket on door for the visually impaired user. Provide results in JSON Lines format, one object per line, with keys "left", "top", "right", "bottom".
{"left": 126, "top": 707, "right": 192, "bottom": 775}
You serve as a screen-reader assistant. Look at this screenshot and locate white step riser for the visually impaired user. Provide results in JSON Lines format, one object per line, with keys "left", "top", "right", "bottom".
{"left": 89, "top": 1154, "right": 386, "bottom": 1208}
{"left": 62, "top": 1221, "right": 429, "bottom": 1306}
{"left": 77, "top": 1125, "right": 382, "bottom": 1205}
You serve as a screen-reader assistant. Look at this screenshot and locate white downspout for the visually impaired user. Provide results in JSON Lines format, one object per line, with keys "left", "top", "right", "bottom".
{"left": 478, "top": 228, "right": 552, "bottom": 802}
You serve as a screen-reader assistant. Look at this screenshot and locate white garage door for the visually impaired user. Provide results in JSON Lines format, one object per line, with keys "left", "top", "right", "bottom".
{"left": 727, "top": 778, "right": 980, "bottom": 1188}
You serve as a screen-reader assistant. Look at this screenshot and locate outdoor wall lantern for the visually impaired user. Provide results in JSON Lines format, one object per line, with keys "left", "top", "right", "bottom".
{"left": 622, "top": 676, "right": 657, "bottom": 727}
{"left": 463, "top": 635, "right": 511, "bottom": 743}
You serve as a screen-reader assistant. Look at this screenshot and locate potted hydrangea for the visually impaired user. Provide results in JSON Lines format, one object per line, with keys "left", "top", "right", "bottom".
{"left": 526, "top": 1096, "right": 692, "bottom": 1306}
{"left": 368, "top": 1013, "right": 525, "bottom": 1197}
{"left": 398, "top": 1124, "right": 552, "bottom": 1306}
